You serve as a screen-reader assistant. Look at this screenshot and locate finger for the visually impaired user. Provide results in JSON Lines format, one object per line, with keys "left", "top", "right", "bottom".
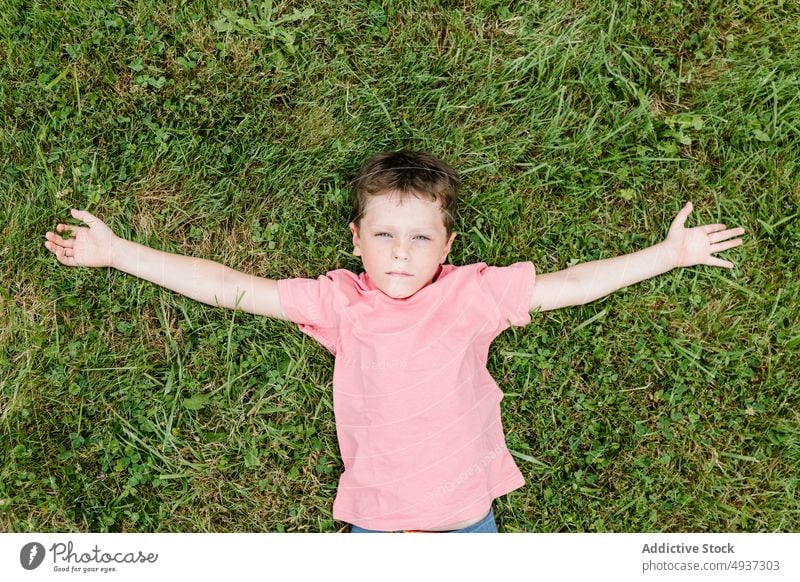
{"left": 718, "top": 227, "right": 746, "bottom": 241}
{"left": 710, "top": 238, "right": 743, "bottom": 252}
{"left": 55, "top": 223, "right": 77, "bottom": 237}
{"left": 702, "top": 224, "right": 727, "bottom": 234}
{"left": 45, "top": 231, "right": 75, "bottom": 248}
{"left": 707, "top": 256, "right": 734, "bottom": 269}
{"left": 71, "top": 208, "right": 99, "bottom": 225}
{"left": 48, "top": 239, "right": 77, "bottom": 267}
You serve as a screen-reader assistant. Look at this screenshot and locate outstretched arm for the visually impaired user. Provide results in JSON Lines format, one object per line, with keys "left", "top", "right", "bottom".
{"left": 45, "top": 208, "right": 289, "bottom": 320}
{"left": 529, "top": 201, "right": 746, "bottom": 312}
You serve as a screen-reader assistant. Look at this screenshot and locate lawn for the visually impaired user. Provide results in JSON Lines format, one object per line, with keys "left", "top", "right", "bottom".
{"left": 1, "top": 0, "right": 798, "bottom": 532}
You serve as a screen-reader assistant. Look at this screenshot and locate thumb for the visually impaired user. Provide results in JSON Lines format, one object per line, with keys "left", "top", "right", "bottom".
{"left": 670, "top": 201, "right": 693, "bottom": 229}
{"left": 71, "top": 208, "right": 99, "bottom": 224}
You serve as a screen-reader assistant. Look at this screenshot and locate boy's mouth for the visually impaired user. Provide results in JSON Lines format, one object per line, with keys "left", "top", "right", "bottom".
{"left": 387, "top": 271, "right": 413, "bottom": 277}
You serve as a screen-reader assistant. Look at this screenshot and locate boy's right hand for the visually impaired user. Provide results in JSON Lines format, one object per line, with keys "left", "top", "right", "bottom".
{"left": 44, "top": 208, "right": 119, "bottom": 268}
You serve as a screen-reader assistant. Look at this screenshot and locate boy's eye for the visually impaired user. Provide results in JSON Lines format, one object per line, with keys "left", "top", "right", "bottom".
{"left": 375, "top": 233, "right": 430, "bottom": 241}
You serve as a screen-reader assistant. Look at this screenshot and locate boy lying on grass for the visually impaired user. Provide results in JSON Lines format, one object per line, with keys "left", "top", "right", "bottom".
{"left": 44, "top": 151, "right": 746, "bottom": 533}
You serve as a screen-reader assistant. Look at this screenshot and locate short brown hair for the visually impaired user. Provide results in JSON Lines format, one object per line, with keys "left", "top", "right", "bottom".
{"left": 349, "top": 150, "right": 460, "bottom": 236}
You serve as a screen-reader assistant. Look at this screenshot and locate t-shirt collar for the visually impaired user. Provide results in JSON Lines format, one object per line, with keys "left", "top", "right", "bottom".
{"left": 361, "top": 264, "right": 444, "bottom": 296}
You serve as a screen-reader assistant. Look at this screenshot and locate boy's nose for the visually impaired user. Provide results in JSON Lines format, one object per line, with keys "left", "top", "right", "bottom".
{"left": 393, "top": 243, "right": 409, "bottom": 259}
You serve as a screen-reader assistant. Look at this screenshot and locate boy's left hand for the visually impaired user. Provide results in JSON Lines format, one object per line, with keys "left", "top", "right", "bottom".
{"left": 664, "top": 201, "right": 746, "bottom": 269}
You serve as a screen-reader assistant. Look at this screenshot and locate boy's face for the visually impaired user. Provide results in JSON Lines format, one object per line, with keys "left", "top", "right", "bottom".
{"left": 349, "top": 192, "right": 457, "bottom": 299}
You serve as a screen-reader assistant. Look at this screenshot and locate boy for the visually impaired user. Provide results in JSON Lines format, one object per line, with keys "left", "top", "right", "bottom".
{"left": 44, "top": 150, "right": 746, "bottom": 533}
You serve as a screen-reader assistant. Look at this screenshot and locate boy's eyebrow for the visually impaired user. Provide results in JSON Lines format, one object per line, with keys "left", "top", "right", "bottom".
{"left": 371, "top": 224, "right": 438, "bottom": 232}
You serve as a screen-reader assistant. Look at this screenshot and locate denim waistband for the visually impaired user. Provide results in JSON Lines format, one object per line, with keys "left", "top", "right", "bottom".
{"left": 350, "top": 507, "right": 497, "bottom": 533}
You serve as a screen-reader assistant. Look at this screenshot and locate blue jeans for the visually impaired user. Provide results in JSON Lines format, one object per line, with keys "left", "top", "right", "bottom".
{"left": 350, "top": 507, "right": 497, "bottom": 533}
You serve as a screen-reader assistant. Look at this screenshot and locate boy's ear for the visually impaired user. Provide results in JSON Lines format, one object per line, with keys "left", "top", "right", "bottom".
{"left": 349, "top": 222, "right": 361, "bottom": 256}
{"left": 440, "top": 231, "right": 457, "bottom": 263}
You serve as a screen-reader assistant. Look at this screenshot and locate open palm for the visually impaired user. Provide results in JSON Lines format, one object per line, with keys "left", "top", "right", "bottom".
{"left": 44, "top": 209, "right": 119, "bottom": 268}
{"left": 664, "top": 201, "right": 746, "bottom": 269}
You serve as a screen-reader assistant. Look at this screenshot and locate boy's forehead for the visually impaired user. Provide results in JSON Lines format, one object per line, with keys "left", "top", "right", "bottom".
{"left": 362, "top": 194, "right": 444, "bottom": 226}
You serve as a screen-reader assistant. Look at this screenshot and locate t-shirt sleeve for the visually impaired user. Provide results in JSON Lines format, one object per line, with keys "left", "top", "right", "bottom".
{"left": 276, "top": 274, "right": 340, "bottom": 355}
{"left": 476, "top": 261, "right": 537, "bottom": 337}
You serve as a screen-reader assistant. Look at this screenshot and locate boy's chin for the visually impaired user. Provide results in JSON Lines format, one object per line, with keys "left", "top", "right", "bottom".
{"left": 380, "top": 287, "right": 418, "bottom": 299}
{"left": 379, "top": 279, "right": 425, "bottom": 299}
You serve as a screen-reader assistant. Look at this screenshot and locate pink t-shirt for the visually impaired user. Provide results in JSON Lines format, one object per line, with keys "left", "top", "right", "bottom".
{"left": 277, "top": 261, "right": 536, "bottom": 530}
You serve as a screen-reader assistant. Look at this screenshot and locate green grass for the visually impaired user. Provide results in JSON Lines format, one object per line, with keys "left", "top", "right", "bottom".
{"left": 1, "top": 0, "right": 798, "bottom": 532}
